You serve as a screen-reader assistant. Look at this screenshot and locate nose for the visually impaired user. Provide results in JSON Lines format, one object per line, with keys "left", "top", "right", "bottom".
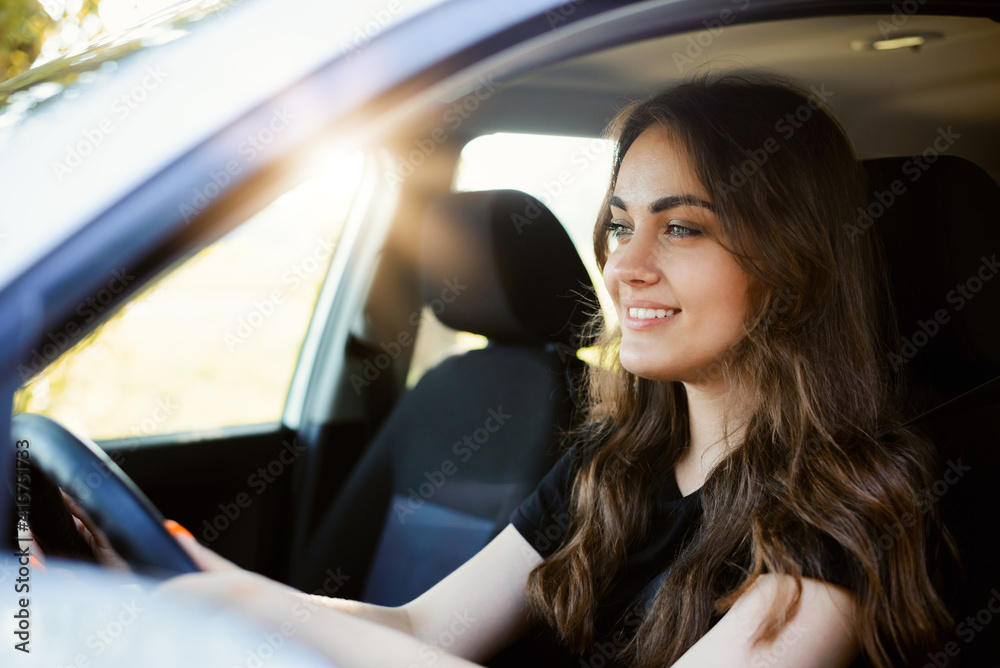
{"left": 610, "top": 225, "right": 660, "bottom": 286}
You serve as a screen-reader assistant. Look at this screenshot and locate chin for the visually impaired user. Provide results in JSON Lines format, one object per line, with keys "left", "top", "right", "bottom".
{"left": 618, "top": 355, "right": 675, "bottom": 382}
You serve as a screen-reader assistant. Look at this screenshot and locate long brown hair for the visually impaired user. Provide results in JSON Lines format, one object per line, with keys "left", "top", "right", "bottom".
{"left": 525, "top": 72, "right": 956, "bottom": 667}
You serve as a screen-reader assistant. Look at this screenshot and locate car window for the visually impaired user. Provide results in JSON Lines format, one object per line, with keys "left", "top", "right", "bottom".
{"left": 454, "top": 132, "right": 613, "bottom": 287}
{"left": 405, "top": 132, "right": 614, "bottom": 387}
{"left": 405, "top": 307, "right": 487, "bottom": 388}
{"left": 13, "top": 151, "right": 365, "bottom": 440}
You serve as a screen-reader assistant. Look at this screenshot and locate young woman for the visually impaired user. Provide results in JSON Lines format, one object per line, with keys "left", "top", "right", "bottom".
{"left": 158, "top": 73, "right": 956, "bottom": 667}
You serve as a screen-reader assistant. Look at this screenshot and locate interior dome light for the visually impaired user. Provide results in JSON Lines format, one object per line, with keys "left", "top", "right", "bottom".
{"left": 850, "top": 32, "right": 944, "bottom": 52}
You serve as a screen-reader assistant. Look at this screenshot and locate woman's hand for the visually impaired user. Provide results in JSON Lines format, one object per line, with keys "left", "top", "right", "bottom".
{"left": 61, "top": 487, "right": 235, "bottom": 575}
{"left": 163, "top": 520, "right": 242, "bottom": 572}
{"left": 156, "top": 526, "right": 300, "bottom": 628}
{"left": 61, "top": 490, "right": 130, "bottom": 573}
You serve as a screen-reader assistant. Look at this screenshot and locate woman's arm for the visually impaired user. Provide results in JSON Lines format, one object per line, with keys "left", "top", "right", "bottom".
{"left": 402, "top": 523, "right": 544, "bottom": 661}
{"left": 671, "top": 574, "right": 860, "bottom": 668}
{"left": 164, "top": 523, "right": 544, "bottom": 666}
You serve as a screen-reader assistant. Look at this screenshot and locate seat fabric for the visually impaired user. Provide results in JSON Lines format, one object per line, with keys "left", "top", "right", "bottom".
{"left": 292, "top": 189, "right": 596, "bottom": 605}
{"left": 865, "top": 155, "right": 1000, "bottom": 665}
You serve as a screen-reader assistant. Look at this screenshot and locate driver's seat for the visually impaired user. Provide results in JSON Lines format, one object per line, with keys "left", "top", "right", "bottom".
{"left": 291, "top": 189, "right": 597, "bottom": 605}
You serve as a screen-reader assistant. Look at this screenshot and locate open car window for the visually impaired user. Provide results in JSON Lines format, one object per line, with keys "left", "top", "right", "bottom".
{"left": 13, "top": 151, "right": 365, "bottom": 440}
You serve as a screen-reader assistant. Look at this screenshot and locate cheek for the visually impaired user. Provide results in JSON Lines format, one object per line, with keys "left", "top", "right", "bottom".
{"left": 706, "top": 267, "right": 749, "bottom": 331}
{"left": 680, "top": 257, "right": 748, "bottom": 329}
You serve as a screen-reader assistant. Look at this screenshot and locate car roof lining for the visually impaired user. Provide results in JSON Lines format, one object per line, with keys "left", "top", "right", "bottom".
{"left": 441, "top": 13, "right": 1000, "bottom": 183}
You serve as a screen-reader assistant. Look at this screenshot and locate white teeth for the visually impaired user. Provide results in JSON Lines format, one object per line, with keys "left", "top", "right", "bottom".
{"left": 628, "top": 308, "right": 677, "bottom": 319}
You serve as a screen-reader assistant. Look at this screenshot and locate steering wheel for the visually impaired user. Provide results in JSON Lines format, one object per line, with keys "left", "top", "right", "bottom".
{"left": 12, "top": 413, "right": 199, "bottom": 576}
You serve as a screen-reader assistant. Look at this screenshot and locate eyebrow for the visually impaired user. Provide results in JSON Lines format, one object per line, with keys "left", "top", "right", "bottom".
{"left": 609, "top": 194, "right": 715, "bottom": 213}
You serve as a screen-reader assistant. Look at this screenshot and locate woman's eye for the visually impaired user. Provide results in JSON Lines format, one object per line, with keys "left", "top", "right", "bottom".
{"left": 603, "top": 219, "right": 700, "bottom": 252}
{"left": 604, "top": 220, "right": 631, "bottom": 251}
{"left": 605, "top": 221, "right": 631, "bottom": 239}
{"left": 666, "top": 222, "right": 700, "bottom": 239}
{"left": 604, "top": 220, "right": 631, "bottom": 239}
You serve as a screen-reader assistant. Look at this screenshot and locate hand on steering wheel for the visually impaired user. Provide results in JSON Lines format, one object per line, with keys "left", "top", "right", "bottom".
{"left": 61, "top": 490, "right": 131, "bottom": 573}
{"left": 12, "top": 413, "right": 199, "bottom": 577}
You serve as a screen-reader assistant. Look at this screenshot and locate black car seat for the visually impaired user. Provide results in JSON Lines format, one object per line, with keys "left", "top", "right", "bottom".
{"left": 865, "top": 155, "right": 1000, "bottom": 666}
{"left": 291, "top": 189, "right": 597, "bottom": 606}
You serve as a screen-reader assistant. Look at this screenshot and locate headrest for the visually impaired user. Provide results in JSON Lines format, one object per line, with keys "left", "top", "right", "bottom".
{"left": 420, "top": 190, "right": 597, "bottom": 348}
{"left": 863, "top": 156, "right": 1000, "bottom": 412}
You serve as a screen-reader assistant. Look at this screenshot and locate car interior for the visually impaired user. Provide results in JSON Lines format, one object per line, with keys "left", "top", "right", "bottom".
{"left": 11, "top": 5, "right": 1000, "bottom": 665}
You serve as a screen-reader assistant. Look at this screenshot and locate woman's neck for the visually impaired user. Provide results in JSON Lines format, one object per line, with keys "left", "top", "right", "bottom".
{"left": 675, "top": 379, "right": 750, "bottom": 494}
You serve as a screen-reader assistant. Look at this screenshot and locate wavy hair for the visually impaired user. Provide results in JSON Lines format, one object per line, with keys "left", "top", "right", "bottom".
{"left": 524, "top": 73, "right": 957, "bottom": 667}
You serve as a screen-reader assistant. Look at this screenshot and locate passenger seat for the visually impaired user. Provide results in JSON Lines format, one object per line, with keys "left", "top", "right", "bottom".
{"left": 292, "top": 189, "right": 598, "bottom": 605}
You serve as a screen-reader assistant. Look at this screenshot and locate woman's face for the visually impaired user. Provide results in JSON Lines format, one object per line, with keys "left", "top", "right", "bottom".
{"left": 603, "top": 124, "right": 750, "bottom": 386}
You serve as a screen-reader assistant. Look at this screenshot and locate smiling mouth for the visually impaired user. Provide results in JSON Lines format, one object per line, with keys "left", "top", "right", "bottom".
{"left": 628, "top": 307, "right": 679, "bottom": 320}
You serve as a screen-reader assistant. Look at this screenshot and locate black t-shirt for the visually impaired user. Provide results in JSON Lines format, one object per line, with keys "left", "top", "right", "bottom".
{"left": 507, "top": 432, "right": 864, "bottom": 667}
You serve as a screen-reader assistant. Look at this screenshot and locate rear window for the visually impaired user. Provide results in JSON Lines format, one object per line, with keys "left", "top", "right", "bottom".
{"left": 405, "top": 132, "right": 616, "bottom": 386}
{"left": 453, "top": 131, "right": 614, "bottom": 292}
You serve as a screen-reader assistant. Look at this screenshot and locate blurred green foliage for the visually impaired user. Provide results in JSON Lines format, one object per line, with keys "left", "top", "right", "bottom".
{"left": 0, "top": 0, "right": 100, "bottom": 83}
{"left": 0, "top": 0, "right": 51, "bottom": 81}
